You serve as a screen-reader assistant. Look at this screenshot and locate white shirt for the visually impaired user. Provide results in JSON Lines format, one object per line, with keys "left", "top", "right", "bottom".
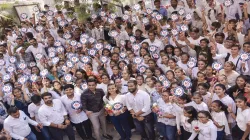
{"left": 181, "top": 115, "right": 198, "bottom": 133}
{"left": 157, "top": 98, "right": 177, "bottom": 126}
{"left": 236, "top": 108, "right": 250, "bottom": 131}
{"left": 103, "top": 94, "right": 126, "bottom": 107}
{"left": 185, "top": 101, "right": 209, "bottom": 112}
{"left": 141, "top": 38, "right": 165, "bottom": 53}
{"left": 25, "top": 43, "right": 48, "bottom": 60}
{"left": 211, "top": 111, "right": 230, "bottom": 134}
{"left": 225, "top": 1, "right": 242, "bottom": 20}
{"left": 188, "top": 120, "right": 217, "bottom": 140}
{"left": 97, "top": 83, "right": 108, "bottom": 95}
{"left": 4, "top": 110, "right": 38, "bottom": 140}
{"left": 38, "top": 99, "right": 67, "bottom": 126}
{"left": 28, "top": 101, "right": 44, "bottom": 123}
{"left": 126, "top": 90, "right": 151, "bottom": 116}
{"left": 61, "top": 93, "right": 88, "bottom": 124}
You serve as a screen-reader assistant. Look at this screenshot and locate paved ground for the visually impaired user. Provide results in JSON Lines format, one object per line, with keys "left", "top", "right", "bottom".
{"left": 64, "top": 123, "right": 141, "bottom": 140}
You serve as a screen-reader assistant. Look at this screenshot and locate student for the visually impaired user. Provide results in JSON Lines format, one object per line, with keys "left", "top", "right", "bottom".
{"left": 153, "top": 91, "right": 177, "bottom": 140}
{"left": 210, "top": 100, "right": 230, "bottom": 140}
{"left": 197, "top": 83, "right": 211, "bottom": 105}
{"left": 179, "top": 106, "right": 198, "bottom": 140}
{"left": 188, "top": 111, "right": 217, "bottom": 140}
{"left": 185, "top": 93, "right": 209, "bottom": 112}
{"left": 228, "top": 96, "right": 250, "bottom": 140}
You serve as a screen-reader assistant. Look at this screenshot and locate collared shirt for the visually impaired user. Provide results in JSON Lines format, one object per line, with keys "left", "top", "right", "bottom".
{"left": 126, "top": 90, "right": 151, "bottom": 116}
{"left": 81, "top": 88, "right": 105, "bottom": 112}
{"left": 28, "top": 101, "right": 44, "bottom": 123}
{"left": 91, "top": 27, "right": 105, "bottom": 40}
{"left": 236, "top": 108, "right": 250, "bottom": 131}
{"left": 38, "top": 99, "right": 67, "bottom": 126}
{"left": 157, "top": 98, "right": 176, "bottom": 126}
{"left": 4, "top": 110, "right": 38, "bottom": 140}
{"left": 103, "top": 94, "right": 126, "bottom": 107}
{"left": 61, "top": 92, "right": 88, "bottom": 124}
{"left": 225, "top": 2, "right": 242, "bottom": 20}
{"left": 25, "top": 43, "right": 48, "bottom": 60}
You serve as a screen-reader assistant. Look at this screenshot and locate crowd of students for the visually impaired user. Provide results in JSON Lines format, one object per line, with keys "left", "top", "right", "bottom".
{"left": 0, "top": 0, "right": 250, "bottom": 139}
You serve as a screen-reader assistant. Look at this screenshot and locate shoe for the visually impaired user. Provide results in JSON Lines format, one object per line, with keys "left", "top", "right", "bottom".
{"left": 103, "top": 134, "right": 113, "bottom": 140}
{"left": 158, "top": 136, "right": 164, "bottom": 140}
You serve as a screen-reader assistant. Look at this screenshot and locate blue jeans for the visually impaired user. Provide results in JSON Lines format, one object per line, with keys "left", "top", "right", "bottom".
{"left": 217, "top": 130, "right": 224, "bottom": 140}
{"left": 40, "top": 127, "right": 51, "bottom": 140}
{"left": 133, "top": 113, "right": 155, "bottom": 140}
{"left": 156, "top": 122, "right": 176, "bottom": 140}
{"left": 26, "top": 131, "right": 37, "bottom": 140}
{"left": 110, "top": 111, "right": 131, "bottom": 140}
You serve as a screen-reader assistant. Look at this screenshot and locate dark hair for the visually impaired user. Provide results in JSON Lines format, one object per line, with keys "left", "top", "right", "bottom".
{"left": 7, "top": 106, "right": 19, "bottom": 115}
{"left": 128, "top": 79, "right": 137, "bottom": 85}
{"left": 212, "top": 100, "right": 229, "bottom": 115}
{"left": 200, "top": 38, "right": 209, "bottom": 44}
{"left": 179, "top": 94, "right": 191, "bottom": 103}
{"left": 0, "top": 135, "right": 8, "bottom": 140}
{"left": 215, "top": 84, "right": 226, "bottom": 91}
{"left": 236, "top": 75, "right": 246, "bottom": 87}
{"left": 198, "top": 111, "right": 213, "bottom": 120}
{"left": 198, "top": 83, "right": 210, "bottom": 89}
{"left": 64, "top": 84, "right": 74, "bottom": 90}
{"left": 184, "top": 106, "right": 198, "bottom": 123}
{"left": 41, "top": 92, "right": 52, "bottom": 99}
{"left": 31, "top": 95, "right": 42, "bottom": 104}
{"left": 87, "top": 78, "right": 97, "bottom": 84}
{"left": 75, "top": 69, "right": 88, "bottom": 80}
{"left": 215, "top": 32, "right": 225, "bottom": 39}
{"left": 235, "top": 95, "right": 247, "bottom": 102}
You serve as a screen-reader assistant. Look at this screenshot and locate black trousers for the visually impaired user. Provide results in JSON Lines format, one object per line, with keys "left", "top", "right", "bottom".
{"left": 71, "top": 119, "right": 92, "bottom": 139}
{"left": 48, "top": 124, "right": 75, "bottom": 140}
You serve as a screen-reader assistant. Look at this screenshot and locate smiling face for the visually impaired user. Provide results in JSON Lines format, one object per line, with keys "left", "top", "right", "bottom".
{"left": 107, "top": 84, "right": 117, "bottom": 95}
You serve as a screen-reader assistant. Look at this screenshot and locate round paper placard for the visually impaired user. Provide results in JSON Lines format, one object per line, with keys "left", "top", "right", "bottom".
{"left": 158, "top": 75, "right": 166, "bottom": 82}
{"left": 71, "top": 101, "right": 82, "bottom": 110}
{"left": 7, "top": 66, "right": 15, "bottom": 73}
{"left": 80, "top": 34, "right": 89, "bottom": 39}
{"left": 91, "top": 14, "right": 97, "bottom": 19}
{"left": 224, "top": 0, "right": 233, "bottom": 7}
{"left": 81, "top": 56, "right": 90, "bottom": 63}
{"left": 178, "top": 8, "right": 185, "bottom": 16}
{"left": 49, "top": 52, "right": 56, "bottom": 58}
{"left": 104, "top": 44, "right": 112, "bottom": 50}
{"left": 48, "top": 47, "right": 56, "bottom": 52}
{"left": 133, "top": 57, "right": 143, "bottom": 65}
{"left": 174, "top": 86, "right": 184, "bottom": 96}
{"left": 100, "top": 56, "right": 109, "bottom": 63}
{"left": 9, "top": 56, "right": 17, "bottom": 64}
{"left": 185, "top": 13, "right": 192, "bottom": 20}
{"left": 63, "top": 33, "right": 71, "bottom": 39}
{"left": 120, "top": 52, "right": 127, "bottom": 59}
{"left": 171, "top": 29, "right": 179, "bottom": 36}
{"left": 133, "top": 4, "right": 141, "bottom": 11}
{"left": 18, "top": 76, "right": 27, "bottom": 84}
{"left": 123, "top": 15, "right": 129, "bottom": 20}
{"left": 112, "top": 102, "right": 124, "bottom": 111}
{"left": 80, "top": 38, "right": 88, "bottom": 44}
{"left": 40, "top": 69, "right": 48, "bottom": 77}
{"left": 3, "top": 74, "right": 11, "bottom": 81}
{"left": 132, "top": 44, "right": 141, "bottom": 51}
{"left": 155, "top": 14, "right": 163, "bottom": 21}
{"left": 89, "top": 37, "right": 96, "bottom": 44}
{"left": 33, "top": 6, "right": 39, "bottom": 12}
{"left": 160, "top": 30, "right": 168, "bottom": 37}
{"left": 189, "top": 57, "right": 197, "bottom": 62}
{"left": 52, "top": 57, "right": 59, "bottom": 65}
{"left": 149, "top": 46, "right": 157, "bottom": 53}
{"left": 138, "top": 65, "right": 147, "bottom": 73}
{"left": 163, "top": 80, "right": 171, "bottom": 88}
{"left": 187, "top": 61, "right": 196, "bottom": 68}
{"left": 108, "top": 30, "right": 118, "bottom": 37}
{"left": 142, "top": 18, "right": 149, "bottom": 24}
{"left": 30, "top": 74, "right": 38, "bottom": 82}
{"left": 70, "top": 40, "right": 77, "bottom": 46}
{"left": 171, "top": 14, "right": 178, "bottom": 21}
{"left": 47, "top": 10, "right": 54, "bottom": 16}
{"left": 240, "top": 53, "right": 250, "bottom": 61}
{"left": 129, "top": 36, "right": 136, "bottom": 43}
{"left": 71, "top": 56, "right": 79, "bottom": 63}
{"left": 35, "top": 53, "right": 43, "bottom": 60}
{"left": 0, "top": 59, "right": 5, "bottom": 66}
{"left": 94, "top": 43, "right": 103, "bottom": 50}
{"left": 2, "top": 85, "right": 12, "bottom": 93}
{"left": 36, "top": 26, "right": 43, "bottom": 32}
{"left": 180, "top": 25, "right": 188, "bottom": 31}
{"left": 57, "top": 46, "right": 64, "bottom": 53}
{"left": 66, "top": 61, "right": 74, "bottom": 68}
{"left": 18, "top": 63, "right": 27, "bottom": 70}
{"left": 81, "top": 82, "right": 88, "bottom": 90}
{"left": 212, "top": 62, "right": 223, "bottom": 71}
{"left": 54, "top": 41, "right": 62, "bottom": 47}
{"left": 152, "top": 53, "right": 160, "bottom": 59}
{"left": 146, "top": 8, "right": 153, "bottom": 14}
{"left": 182, "top": 79, "right": 192, "bottom": 88}
{"left": 20, "top": 13, "right": 28, "bottom": 20}
{"left": 88, "top": 49, "right": 97, "bottom": 56}
{"left": 110, "top": 13, "right": 117, "bottom": 19}
{"left": 64, "top": 74, "right": 73, "bottom": 82}
{"left": 29, "top": 62, "right": 36, "bottom": 67}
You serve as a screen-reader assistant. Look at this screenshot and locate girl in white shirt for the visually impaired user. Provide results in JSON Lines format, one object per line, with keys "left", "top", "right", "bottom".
{"left": 180, "top": 106, "right": 198, "bottom": 140}
{"left": 228, "top": 96, "right": 250, "bottom": 140}
{"left": 210, "top": 100, "right": 230, "bottom": 140}
{"left": 188, "top": 111, "right": 217, "bottom": 140}
{"left": 153, "top": 91, "right": 177, "bottom": 140}
{"left": 185, "top": 93, "right": 209, "bottom": 112}
{"left": 103, "top": 83, "right": 131, "bottom": 140}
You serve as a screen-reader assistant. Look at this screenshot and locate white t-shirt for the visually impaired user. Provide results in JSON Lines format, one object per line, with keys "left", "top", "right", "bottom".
{"left": 236, "top": 108, "right": 250, "bottom": 131}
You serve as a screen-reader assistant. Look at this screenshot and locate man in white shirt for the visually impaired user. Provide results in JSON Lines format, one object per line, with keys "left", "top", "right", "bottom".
{"left": 38, "top": 92, "right": 75, "bottom": 140}
{"left": 25, "top": 38, "right": 48, "bottom": 62}
{"left": 28, "top": 95, "right": 51, "bottom": 140}
{"left": 141, "top": 31, "right": 165, "bottom": 53}
{"left": 4, "top": 107, "right": 43, "bottom": 140}
{"left": 61, "top": 84, "right": 93, "bottom": 140}
{"left": 126, "top": 80, "right": 155, "bottom": 140}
